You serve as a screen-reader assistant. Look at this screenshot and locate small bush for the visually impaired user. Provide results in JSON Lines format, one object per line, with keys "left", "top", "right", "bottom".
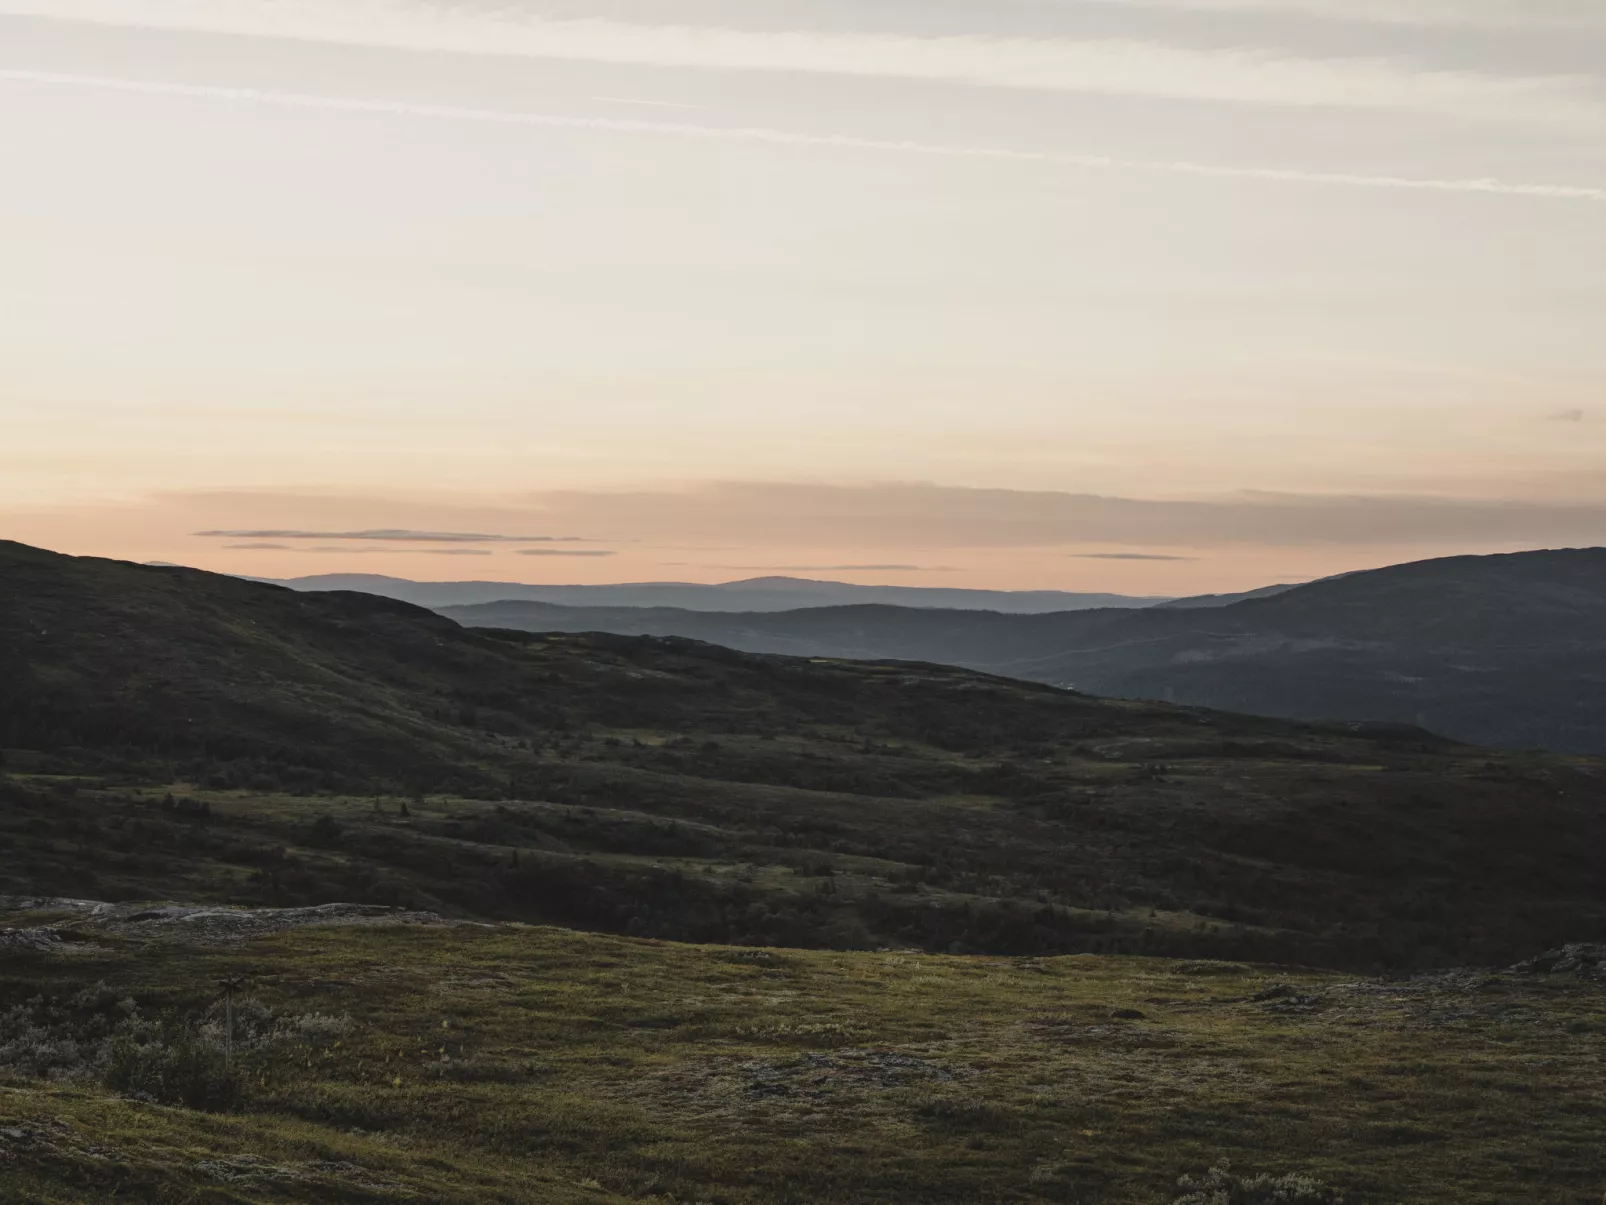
{"left": 306, "top": 813, "right": 343, "bottom": 846}
{"left": 1173, "top": 1163, "right": 1344, "bottom": 1204}
{"left": 0, "top": 1005, "right": 91, "bottom": 1080}
{"left": 104, "top": 1032, "right": 242, "bottom": 1112}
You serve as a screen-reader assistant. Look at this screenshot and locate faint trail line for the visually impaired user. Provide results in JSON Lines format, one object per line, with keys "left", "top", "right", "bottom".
{"left": 4, "top": 68, "right": 1604, "bottom": 202}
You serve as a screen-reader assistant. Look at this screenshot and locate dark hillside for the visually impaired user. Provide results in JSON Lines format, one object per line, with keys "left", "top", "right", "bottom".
{"left": 1217, "top": 548, "right": 1606, "bottom": 642}
{"left": 0, "top": 542, "right": 1239, "bottom": 795}
{"left": 443, "top": 548, "right": 1606, "bottom": 754}
{"left": 4, "top": 540, "right": 1606, "bottom": 970}
{"left": 1025, "top": 549, "right": 1606, "bottom": 751}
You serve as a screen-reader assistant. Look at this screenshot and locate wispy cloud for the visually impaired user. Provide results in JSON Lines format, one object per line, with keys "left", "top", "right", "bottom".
{"left": 5, "top": 71, "right": 1602, "bottom": 202}
{"left": 712, "top": 564, "right": 961, "bottom": 573}
{"left": 225, "top": 542, "right": 292, "bottom": 550}
{"left": 303, "top": 546, "right": 494, "bottom": 556}
{"left": 592, "top": 95, "right": 706, "bottom": 111}
{"left": 6, "top": 1, "right": 1602, "bottom": 125}
{"left": 53, "top": 482, "right": 1606, "bottom": 562}
{"left": 196, "top": 528, "right": 588, "bottom": 543}
{"left": 517, "top": 481, "right": 1606, "bottom": 550}
{"left": 1070, "top": 553, "right": 1198, "bottom": 561}
{"left": 517, "top": 549, "right": 617, "bottom": 558}
{"left": 1101, "top": 0, "right": 1606, "bottom": 31}
{"left": 1549, "top": 408, "right": 1587, "bottom": 423}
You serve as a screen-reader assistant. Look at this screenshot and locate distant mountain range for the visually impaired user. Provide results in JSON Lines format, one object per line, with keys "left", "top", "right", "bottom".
{"left": 438, "top": 548, "right": 1606, "bottom": 755}
{"left": 255, "top": 573, "right": 1177, "bottom": 613}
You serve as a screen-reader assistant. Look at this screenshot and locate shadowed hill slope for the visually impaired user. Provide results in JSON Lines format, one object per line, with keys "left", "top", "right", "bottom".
{"left": 441, "top": 548, "right": 1606, "bottom": 754}
{"left": 0, "top": 541, "right": 1233, "bottom": 796}
{"left": 3, "top": 539, "right": 1606, "bottom": 970}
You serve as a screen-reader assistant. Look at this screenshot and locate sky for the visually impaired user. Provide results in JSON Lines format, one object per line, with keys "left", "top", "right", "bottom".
{"left": 2, "top": 0, "right": 1603, "bottom": 594}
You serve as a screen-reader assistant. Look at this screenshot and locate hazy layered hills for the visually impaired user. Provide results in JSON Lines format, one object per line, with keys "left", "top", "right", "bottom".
{"left": 440, "top": 549, "right": 1606, "bottom": 756}
{"left": 259, "top": 571, "right": 1171, "bottom": 613}
{"left": 4, "top": 538, "right": 1606, "bottom": 970}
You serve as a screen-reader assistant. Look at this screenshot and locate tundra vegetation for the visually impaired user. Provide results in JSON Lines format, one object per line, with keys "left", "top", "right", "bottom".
{"left": 2, "top": 542, "right": 1604, "bottom": 1201}
{"left": 1, "top": 907, "right": 1602, "bottom": 1204}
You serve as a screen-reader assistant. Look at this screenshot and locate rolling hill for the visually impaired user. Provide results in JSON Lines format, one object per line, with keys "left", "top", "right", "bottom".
{"left": 4, "top": 538, "right": 1606, "bottom": 971}
{"left": 439, "top": 548, "right": 1606, "bottom": 755}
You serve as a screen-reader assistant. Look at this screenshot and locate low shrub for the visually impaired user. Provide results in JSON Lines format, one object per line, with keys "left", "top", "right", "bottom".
{"left": 104, "top": 1031, "right": 241, "bottom": 1112}
{"left": 0, "top": 984, "right": 348, "bottom": 1114}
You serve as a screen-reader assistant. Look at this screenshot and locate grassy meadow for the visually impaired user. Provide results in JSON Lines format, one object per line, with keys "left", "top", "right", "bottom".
{"left": 3, "top": 912, "right": 1603, "bottom": 1205}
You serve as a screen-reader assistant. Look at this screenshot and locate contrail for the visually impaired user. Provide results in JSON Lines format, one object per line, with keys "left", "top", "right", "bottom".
{"left": 1101, "top": 0, "right": 1606, "bottom": 32}
{"left": 4, "top": 68, "right": 1603, "bottom": 202}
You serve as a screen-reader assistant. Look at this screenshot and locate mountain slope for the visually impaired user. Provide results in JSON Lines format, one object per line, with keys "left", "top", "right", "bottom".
{"left": 260, "top": 571, "right": 1169, "bottom": 613}
{"left": 441, "top": 548, "right": 1606, "bottom": 754}
{"left": 1154, "top": 582, "right": 1300, "bottom": 608}
{"left": 4, "top": 539, "right": 1606, "bottom": 970}
{"left": 0, "top": 542, "right": 1173, "bottom": 796}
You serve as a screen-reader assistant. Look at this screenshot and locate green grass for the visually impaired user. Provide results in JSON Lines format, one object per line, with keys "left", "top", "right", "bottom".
{"left": 3, "top": 917, "right": 1603, "bottom": 1204}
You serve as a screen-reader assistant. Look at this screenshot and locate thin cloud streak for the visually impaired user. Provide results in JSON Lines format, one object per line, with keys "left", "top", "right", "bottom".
{"left": 1071, "top": 553, "right": 1198, "bottom": 561}
{"left": 195, "top": 528, "right": 588, "bottom": 543}
{"left": 6, "top": 0, "right": 1601, "bottom": 124}
{"left": 4, "top": 70, "right": 1602, "bottom": 202}
{"left": 517, "top": 481, "right": 1606, "bottom": 550}
{"left": 711, "top": 564, "right": 960, "bottom": 573}
{"left": 1102, "top": 0, "right": 1606, "bottom": 31}
{"left": 297, "top": 547, "right": 495, "bottom": 556}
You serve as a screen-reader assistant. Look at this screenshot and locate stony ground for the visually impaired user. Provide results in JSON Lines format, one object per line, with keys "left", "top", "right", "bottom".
{"left": 1, "top": 901, "right": 1603, "bottom": 1205}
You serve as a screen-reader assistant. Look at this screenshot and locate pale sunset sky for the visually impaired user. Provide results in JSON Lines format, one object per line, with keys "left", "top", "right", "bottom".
{"left": 3, "top": 0, "right": 1603, "bottom": 593}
